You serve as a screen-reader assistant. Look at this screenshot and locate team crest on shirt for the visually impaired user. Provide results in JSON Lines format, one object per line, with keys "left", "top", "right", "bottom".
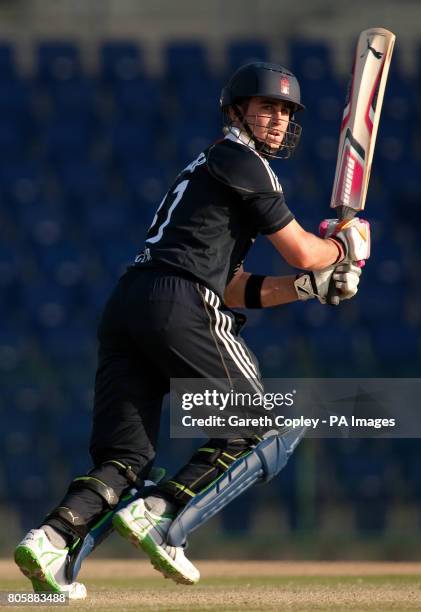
{"left": 280, "top": 77, "right": 290, "bottom": 95}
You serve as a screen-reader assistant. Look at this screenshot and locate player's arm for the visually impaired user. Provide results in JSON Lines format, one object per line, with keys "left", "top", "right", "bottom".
{"left": 224, "top": 263, "right": 362, "bottom": 309}
{"left": 267, "top": 219, "right": 343, "bottom": 270}
{"left": 268, "top": 217, "right": 371, "bottom": 271}
{"left": 224, "top": 267, "right": 297, "bottom": 308}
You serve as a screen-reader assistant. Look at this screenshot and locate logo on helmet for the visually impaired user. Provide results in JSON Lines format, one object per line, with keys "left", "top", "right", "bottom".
{"left": 280, "top": 77, "right": 290, "bottom": 95}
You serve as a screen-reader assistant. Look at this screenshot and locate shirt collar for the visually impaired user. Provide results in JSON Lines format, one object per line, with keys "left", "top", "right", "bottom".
{"left": 224, "top": 126, "right": 256, "bottom": 150}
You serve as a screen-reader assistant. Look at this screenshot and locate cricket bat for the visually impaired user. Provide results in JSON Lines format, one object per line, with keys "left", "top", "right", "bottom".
{"left": 328, "top": 27, "right": 396, "bottom": 304}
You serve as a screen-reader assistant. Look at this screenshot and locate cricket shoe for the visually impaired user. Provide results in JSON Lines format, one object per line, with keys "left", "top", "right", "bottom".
{"left": 113, "top": 497, "right": 200, "bottom": 585}
{"left": 14, "top": 528, "right": 87, "bottom": 600}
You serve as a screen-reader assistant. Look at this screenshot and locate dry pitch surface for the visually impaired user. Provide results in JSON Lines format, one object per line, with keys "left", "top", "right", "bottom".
{"left": 1, "top": 559, "right": 421, "bottom": 611}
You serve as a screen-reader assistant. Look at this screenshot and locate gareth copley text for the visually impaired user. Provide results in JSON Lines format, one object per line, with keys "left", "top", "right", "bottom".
{"left": 181, "top": 414, "right": 396, "bottom": 430}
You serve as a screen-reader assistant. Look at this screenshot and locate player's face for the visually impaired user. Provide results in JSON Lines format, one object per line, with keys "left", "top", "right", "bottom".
{"left": 245, "top": 97, "right": 291, "bottom": 150}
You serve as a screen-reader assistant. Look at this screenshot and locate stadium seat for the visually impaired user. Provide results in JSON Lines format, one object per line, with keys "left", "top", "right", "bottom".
{"left": 120, "top": 161, "right": 168, "bottom": 211}
{"left": 16, "top": 202, "right": 65, "bottom": 249}
{"left": 40, "top": 115, "right": 95, "bottom": 162}
{"left": 42, "top": 323, "right": 95, "bottom": 365}
{"left": 22, "top": 280, "right": 81, "bottom": 329}
{"left": 96, "top": 236, "right": 138, "bottom": 278}
{"left": 169, "top": 119, "right": 219, "bottom": 166}
{"left": 0, "top": 43, "right": 18, "bottom": 80}
{"left": 170, "top": 77, "right": 222, "bottom": 123}
{"left": 83, "top": 197, "right": 134, "bottom": 244}
{"left": 0, "top": 328, "right": 30, "bottom": 375}
{"left": 289, "top": 39, "right": 335, "bottom": 82}
{"left": 55, "top": 158, "right": 108, "bottom": 201}
{"left": 376, "top": 120, "right": 411, "bottom": 165}
{"left": 0, "top": 79, "right": 32, "bottom": 118}
{"left": 113, "top": 78, "right": 163, "bottom": 121}
{"left": 82, "top": 275, "right": 115, "bottom": 314}
{"left": 372, "top": 326, "right": 420, "bottom": 375}
{"left": 164, "top": 41, "right": 209, "bottom": 83}
{"left": 48, "top": 79, "right": 98, "bottom": 120}
{"left": 0, "top": 118, "right": 30, "bottom": 160}
{"left": 109, "top": 118, "right": 158, "bottom": 164}
{"left": 35, "top": 240, "right": 88, "bottom": 287}
{"left": 0, "top": 159, "right": 43, "bottom": 205}
{"left": 36, "top": 41, "right": 82, "bottom": 83}
{"left": 100, "top": 41, "right": 144, "bottom": 82}
{"left": 227, "top": 40, "right": 269, "bottom": 73}
{"left": 0, "top": 245, "right": 21, "bottom": 319}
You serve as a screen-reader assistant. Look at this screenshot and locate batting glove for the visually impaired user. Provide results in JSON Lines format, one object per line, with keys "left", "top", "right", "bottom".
{"left": 295, "top": 262, "right": 362, "bottom": 304}
{"left": 319, "top": 217, "right": 371, "bottom": 264}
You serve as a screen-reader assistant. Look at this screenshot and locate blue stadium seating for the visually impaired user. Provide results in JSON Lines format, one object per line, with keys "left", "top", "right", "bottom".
{"left": 100, "top": 41, "right": 144, "bottom": 83}
{"left": 0, "top": 43, "right": 18, "bottom": 80}
{"left": 227, "top": 40, "right": 269, "bottom": 73}
{"left": 0, "top": 118, "right": 29, "bottom": 160}
{"left": 1, "top": 38, "right": 420, "bottom": 533}
{"left": 48, "top": 79, "right": 98, "bottom": 120}
{"left": 289, "top": 39, "right": 336, "bottom": 82}
{"left": 109, "top": 117, "right": 158, "bottom": 164}
{"left": 21, "top": 280, "right": 82, "bottom": 330}
{"left": 0, "top": 79, "right": 32, "bottom": 118}
{"left": 121, "top": 161, "right": 168, "bottom": 210}
{"left": 0, "top": 159, "right": 43, "bottom": 205}
{"left": 40, "top": 115, "right": 96, "bottom": 162}
{"left": 55, "top": 158, "right": 108, "bottom": 202}
{"left": 83, "top": 197, "right": 132, "bottom": 240}
{"left": 165, "top": 41, "right": 209, "bottom": 83}
{"left": 36, "top": 42, "right": 82, "bottom": 83}
{"left": 96, "top": 236, "right": 138, "bottom": 278}
{"left": 174, "top": 77, "right": 222, "bottom": 123}
{"left": 113, "top": 78, "right": 163, "bottom": 121}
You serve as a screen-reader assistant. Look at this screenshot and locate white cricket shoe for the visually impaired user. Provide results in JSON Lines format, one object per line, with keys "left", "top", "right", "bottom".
{"left": 14, "top": 528, "right": 87, "bottom": 600}
{"left": 113, "top": 497, "right": 200, "bottom": 585}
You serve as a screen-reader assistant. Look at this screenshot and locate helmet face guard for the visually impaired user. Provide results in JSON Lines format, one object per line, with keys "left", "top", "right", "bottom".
{"left": 220, "top": 62, "right": 305, "bottom": 159}
{"left": 223, "top": 106, "right": 302, "bottom": 159}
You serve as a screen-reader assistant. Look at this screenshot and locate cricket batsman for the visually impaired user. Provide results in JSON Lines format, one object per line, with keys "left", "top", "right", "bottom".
{"left": 15, "top": 62, "right": 369, "bottom": 598}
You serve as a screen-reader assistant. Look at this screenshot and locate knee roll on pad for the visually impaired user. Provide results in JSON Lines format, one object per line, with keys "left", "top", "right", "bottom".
{"left": 167, "top": 427, "right": 306, "bottom": 547}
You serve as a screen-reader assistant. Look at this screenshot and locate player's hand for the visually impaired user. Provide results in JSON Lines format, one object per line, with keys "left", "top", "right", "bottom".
{"left": 319, "top": 218, "right": 371, "bottom": 263}
{"left": 294, "top": 262, "right": 362, "bottom": 304}
{"left": 330, "top": 262, "right": 362, "bottom": 300}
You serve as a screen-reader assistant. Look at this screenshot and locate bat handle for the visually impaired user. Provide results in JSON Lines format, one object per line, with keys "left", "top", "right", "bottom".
{"left": 327, "top": 281, "right": 341, "bottom": 306}
{"left": 325, "top": 208, "right": 360, "bottom": 306}
{"left": 327, "top": 259, "right": 365, "bottom": 306}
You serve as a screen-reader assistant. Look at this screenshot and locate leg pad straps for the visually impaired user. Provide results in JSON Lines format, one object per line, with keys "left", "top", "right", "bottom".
{"left": 167, "top": 428, "right": 306, "bottom": 547}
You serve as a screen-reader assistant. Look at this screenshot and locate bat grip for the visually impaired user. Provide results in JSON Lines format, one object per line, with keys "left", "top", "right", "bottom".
{"left": 326, "top": 209, "right": 361, "bottom": 306}
{"left": 327, "top": 279, "right": 341, "bottom": 306}
{"left": 327, "top": 259, "right": 365, "bottom": 305}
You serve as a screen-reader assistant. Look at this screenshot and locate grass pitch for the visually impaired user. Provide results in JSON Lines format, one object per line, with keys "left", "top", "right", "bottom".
{"left": 2, "top": 559, "right": 421, "bottom": 610}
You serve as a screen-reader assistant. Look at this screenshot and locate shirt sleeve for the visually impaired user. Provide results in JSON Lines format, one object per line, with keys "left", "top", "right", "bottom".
{"left": 207, "top": 139, "right": 294, "bottom": 235}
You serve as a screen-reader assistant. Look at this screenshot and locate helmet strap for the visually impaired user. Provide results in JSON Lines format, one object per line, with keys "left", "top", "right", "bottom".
{"left": 232, "top": 103, "right": 255, "bottom": 143}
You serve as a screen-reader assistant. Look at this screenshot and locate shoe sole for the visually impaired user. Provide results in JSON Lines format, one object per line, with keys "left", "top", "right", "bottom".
{"left": 14, "top": 546, "right": 61, "bottom": 593}
{"left": 113, "top": 514, "right": 197, "bottom": 585}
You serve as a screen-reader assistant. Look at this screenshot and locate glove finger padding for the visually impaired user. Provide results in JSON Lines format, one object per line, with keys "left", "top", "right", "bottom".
{"left": 331, "top": 262, "right": 362, "bottom": 300}
{"left": 295, "top": 262, "right": 362, "bottom": 304}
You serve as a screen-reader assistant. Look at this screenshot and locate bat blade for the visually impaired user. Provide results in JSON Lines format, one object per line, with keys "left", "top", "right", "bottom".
{"left": 330, "top": 27, "right": 396, "bottom": 219}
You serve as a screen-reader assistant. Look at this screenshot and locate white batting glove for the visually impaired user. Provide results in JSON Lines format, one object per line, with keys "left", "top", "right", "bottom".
{"left": 319, "top": 218, "right": 371, "bottom": 263}
{"left": 294, "top": 262, "right": 362, "bottom": 304}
